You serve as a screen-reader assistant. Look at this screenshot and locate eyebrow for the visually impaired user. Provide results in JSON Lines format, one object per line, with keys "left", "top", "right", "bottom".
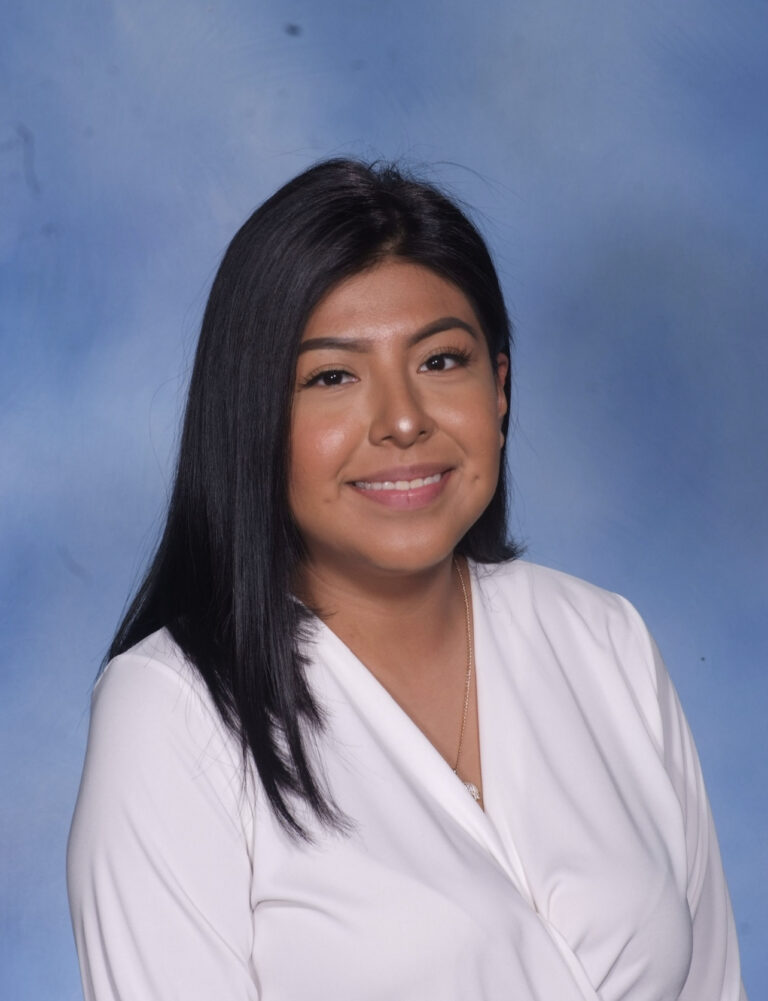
{"left": 297, "top": 316, "right": 479, "bottom": 355}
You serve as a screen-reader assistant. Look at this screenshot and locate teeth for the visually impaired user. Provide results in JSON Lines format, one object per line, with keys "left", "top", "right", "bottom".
{"left": 355, "top": 473, "right": 443, "bottom": 491}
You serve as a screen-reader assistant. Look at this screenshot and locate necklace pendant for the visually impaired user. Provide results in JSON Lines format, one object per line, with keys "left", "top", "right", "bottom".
{"left": 464, "top": 781, "right": 481, "bottom": 802}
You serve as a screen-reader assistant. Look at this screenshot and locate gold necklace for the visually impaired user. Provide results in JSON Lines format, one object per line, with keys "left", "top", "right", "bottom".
{"left": 453, "top": 558, "right": 481, "bottom": 803}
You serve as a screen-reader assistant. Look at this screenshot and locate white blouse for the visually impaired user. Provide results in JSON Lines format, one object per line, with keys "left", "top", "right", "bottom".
{"left": 67, "top": 560, "right": 746, "bottom": 1000}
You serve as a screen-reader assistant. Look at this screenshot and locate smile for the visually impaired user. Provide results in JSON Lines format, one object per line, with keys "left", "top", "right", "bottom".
{"left": 349, "top": 470, "right": 452, "bottom": 510}
{"left": 353, "top": 473, "right": 444, "bottom": 491}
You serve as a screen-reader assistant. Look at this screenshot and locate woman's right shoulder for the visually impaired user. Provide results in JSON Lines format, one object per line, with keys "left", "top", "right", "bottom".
{"left": 79, "top": 628, "right": 248, "bottom": 822}
{"left": 95, "top": 626, "right": 200, "bottom": 700}
{"left": 93, "top": 628, "right": 224, "bottom": 740}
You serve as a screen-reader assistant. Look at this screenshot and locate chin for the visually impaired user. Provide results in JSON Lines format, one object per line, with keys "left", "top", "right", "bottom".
{"left": 348, "top": 531, "right": 470, "bottom": 577}
{"left": 299, "top": 501, "right": 490, "bottom": 580}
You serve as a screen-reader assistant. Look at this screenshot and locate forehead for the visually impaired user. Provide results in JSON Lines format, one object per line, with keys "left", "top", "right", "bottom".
{"left": 301, "top": 259, "right": 480, "bottom": 341}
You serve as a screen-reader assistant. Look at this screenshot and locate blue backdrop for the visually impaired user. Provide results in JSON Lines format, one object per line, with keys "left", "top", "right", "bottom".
{"left": 2, "top": 2, "right": 766, "bottom": 996}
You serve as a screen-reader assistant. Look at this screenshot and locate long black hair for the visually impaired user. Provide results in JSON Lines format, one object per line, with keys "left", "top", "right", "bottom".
{"left": 109, "top": 158, "right": 521, "bottom": 838}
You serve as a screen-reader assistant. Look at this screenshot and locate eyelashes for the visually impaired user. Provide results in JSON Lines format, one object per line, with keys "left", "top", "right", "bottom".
{"left": 301, "top": 368, "right": 354, "bottom": 388}
{"left": 419, "top": 347, "right": 472, "bottom": 372}
{"left": 299, "top": 347, "right": 473, "bottom": 389}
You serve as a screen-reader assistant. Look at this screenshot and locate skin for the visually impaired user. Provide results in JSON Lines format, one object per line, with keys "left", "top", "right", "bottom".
{"left": 289, "top": 258, "right": 509, "bottom": 803}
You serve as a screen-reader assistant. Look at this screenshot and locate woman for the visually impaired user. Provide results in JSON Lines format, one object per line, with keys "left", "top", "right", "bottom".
{"left": 67, "top": 159, "right": 746, "bottom": 1000}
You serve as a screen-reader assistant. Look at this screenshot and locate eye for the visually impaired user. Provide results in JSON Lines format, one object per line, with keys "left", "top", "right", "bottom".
{"left": 419, "top": 349, "right": 471, "bottom": 373}
{"left": 302, "top": 368, "right": 355, "bottom": 388}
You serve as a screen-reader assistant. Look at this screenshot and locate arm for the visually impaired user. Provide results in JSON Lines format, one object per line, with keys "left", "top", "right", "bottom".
{"left": 648, "top": 630, "right": 747, "bottom": 1001}
{"left": 67, "top": 642, "right": 260, "bottom": 1000}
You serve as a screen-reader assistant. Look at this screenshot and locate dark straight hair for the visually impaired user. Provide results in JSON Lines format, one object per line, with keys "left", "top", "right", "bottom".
{"left": 109, "top": 158, "right": 521, "bottom": 838}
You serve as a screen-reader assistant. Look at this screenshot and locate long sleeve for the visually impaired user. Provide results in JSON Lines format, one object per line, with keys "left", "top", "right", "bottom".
{"left": 67, "top": 636, "right": 260, "bottom": 1001}
{"left": 644, "top": 622, "right": 747, "bottom": 1001}
{"left": 66, "top": 569, "right": 749, "bottom": 1001}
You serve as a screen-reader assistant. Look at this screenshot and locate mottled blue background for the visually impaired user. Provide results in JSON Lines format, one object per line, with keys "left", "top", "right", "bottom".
{"left": 2, "top": 2, "right": 766, "bottom": 997}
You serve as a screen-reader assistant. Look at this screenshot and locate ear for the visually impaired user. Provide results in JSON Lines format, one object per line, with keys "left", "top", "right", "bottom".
{"left": 494, "top": 353, "right": 509, "bottom": 422}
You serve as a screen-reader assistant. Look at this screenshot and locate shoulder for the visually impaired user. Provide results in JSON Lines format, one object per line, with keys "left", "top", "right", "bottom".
{"left": 472, "top": 558, "right": 644, "bottom": 635}
{"left": 90, "top": 629, "right": 235, "bottom": 762}
{"left": 76, "top": 629, "right": 248, "bottom": 834}
{"left": 93, "top": 627, "right": 211, "bottom": 710}
{"left": 471, "top": 559, "right": 664, "bottom": 734}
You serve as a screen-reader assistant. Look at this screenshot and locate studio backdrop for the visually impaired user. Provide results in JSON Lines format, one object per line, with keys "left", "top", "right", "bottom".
{"left": 2, "top": 2, "right": 766, "bottom": 997}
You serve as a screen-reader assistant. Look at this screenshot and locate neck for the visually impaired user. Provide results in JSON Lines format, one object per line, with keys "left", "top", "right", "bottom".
{"left": 296, "top": 554, "right": 468, "bottom": 687}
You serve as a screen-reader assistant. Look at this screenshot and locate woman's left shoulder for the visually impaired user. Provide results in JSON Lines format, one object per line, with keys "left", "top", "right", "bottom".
{"left": 472, "top": 558, "right": 649, "bottom": 637}
{"left": 471, "top": 559, "right": 662, "bottom": 708}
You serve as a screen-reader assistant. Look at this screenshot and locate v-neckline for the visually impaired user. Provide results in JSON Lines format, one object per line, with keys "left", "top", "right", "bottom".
{"left": 304, "top": 561, "right": 607, "bottom": 999}
{"left": 307, "top": 563, "right": 524, "bottom": 873}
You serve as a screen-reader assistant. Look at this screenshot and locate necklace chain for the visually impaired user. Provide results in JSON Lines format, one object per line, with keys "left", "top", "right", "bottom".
{"left": 452, "top": 558, "right": 479, "bottom": 802}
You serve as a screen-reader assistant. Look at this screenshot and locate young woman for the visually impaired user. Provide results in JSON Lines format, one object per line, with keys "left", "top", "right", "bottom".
{"left": 67, "top": 159, "right": 746, "bottom": 1000}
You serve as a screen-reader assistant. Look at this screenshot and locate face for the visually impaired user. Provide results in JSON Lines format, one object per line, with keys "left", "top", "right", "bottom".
{"left": 289, "top": 258, "right": 509, "bottom": 584}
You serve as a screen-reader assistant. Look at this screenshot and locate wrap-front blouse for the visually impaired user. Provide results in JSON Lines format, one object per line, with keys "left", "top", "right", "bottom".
{"left": 67, "top": 560, "right": 746, "bottom": 999}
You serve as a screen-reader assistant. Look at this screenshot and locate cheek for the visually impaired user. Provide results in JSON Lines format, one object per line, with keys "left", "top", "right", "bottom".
{"left": 446, "top": 389, "right": 503, "bottom": 457}
{"left": 289, "top": 413, "right": 356, "bottom": 494}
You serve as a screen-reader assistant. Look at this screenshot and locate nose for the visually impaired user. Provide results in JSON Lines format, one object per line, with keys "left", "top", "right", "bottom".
{"left": 368, "top": 373, "right": 435, "bottom": 448}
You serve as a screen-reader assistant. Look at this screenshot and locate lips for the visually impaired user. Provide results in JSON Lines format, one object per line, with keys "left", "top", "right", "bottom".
{"left": 348, "top": 466, "right": 452, "bottom": 509}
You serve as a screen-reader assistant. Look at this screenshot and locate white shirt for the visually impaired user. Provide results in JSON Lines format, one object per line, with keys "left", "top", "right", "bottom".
{"left": 67, "top": 560, "right": 746, "bottom": 1000}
